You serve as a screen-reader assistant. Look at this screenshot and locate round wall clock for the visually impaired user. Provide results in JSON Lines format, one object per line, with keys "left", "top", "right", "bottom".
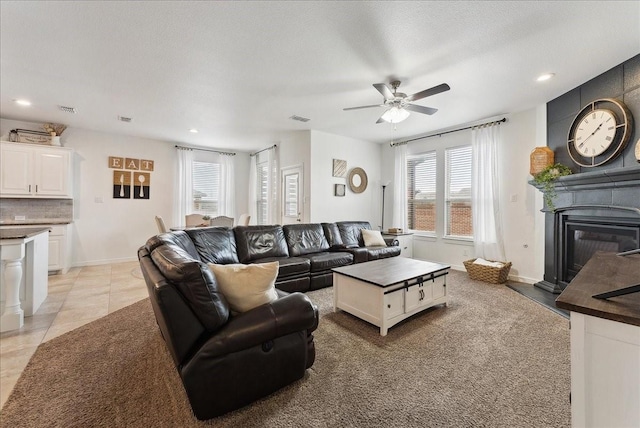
{"left": 566, "top": 98, "right": 633, "bottom": 168}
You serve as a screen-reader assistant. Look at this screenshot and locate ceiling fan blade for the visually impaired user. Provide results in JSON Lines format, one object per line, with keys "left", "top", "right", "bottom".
{"left": 373, "top": 83, "right": 394, "bottom": 100}
{"left": 405, "top": 104, "right": 438, "bottom": 115}
{"left": 405, "top": 83, "right": 450, "bottom": 102}
{"left": 343, "top": 104, "right": 384, "bottom": 111}
{"left": 375, "top": 115, "right": 386, "bottom": 124}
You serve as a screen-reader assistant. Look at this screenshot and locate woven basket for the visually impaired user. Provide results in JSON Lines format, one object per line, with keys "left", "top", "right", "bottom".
{"left": 463, "top": 259, "right": 512, "bottom": 284}
{"left": 529, "top": 147, "right": 554, "bottom": 175}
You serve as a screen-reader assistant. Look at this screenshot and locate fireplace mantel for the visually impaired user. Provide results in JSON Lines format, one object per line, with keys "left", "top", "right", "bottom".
{"left": 529, "top": 164, "right": 640, "bottom": 196}
{"left": 530, "top": 164, "right": 640, "bottom": 293}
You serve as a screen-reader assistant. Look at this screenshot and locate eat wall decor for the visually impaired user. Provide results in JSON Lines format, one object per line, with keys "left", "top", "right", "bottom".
{"left": 108, "top": 156, "right": 154, "bottom": 200}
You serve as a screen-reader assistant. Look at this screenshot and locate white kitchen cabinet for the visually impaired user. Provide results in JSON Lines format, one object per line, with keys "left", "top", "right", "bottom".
{"left": 0, "top": 142, "right": 73, "bottom": 198}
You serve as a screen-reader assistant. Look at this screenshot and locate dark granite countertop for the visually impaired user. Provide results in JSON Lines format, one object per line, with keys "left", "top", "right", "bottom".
{"left": 0, "top": 227, "right": 51, "bottom": 240}
{"left": 556, "top": 251, "right": 640, "bottom": 327}
{"left": 0, "top": 219, "right": 72, "bottom": 225}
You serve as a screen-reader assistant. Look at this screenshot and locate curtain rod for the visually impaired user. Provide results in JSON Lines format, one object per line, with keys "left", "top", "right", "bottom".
{"left": 175, "top": 145, "right": 236, "bottom": 156}
{"left": 250, "top": 144, "right": 277, "bottom": 157}
{"left": 390, "top": 117, "right": 507, "bottom": 147}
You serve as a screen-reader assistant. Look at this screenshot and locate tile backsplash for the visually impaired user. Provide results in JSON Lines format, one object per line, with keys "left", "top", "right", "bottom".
{"left": 0, "top": 198, "right": 73, "bottom": 223}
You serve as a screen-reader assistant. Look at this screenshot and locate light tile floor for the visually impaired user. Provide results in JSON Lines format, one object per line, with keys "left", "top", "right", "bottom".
{"left": 0, "top": 261, "right": 148, "bottom": 409}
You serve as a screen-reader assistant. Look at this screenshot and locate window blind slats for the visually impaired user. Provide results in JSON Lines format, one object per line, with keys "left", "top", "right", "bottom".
{"left": 192, "top": 161, "right": 221, "bottom": 215}
{"left": 407, "top": 151, "right": 436, "bottom": 232}
{"left": 445, "top": 146, "right": 472, "bottom": 237}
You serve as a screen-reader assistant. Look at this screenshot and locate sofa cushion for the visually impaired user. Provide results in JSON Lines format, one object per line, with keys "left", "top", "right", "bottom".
{"left": 151, "top": 243, "right": 229, "bottom": 331}
{"left": 361, "top": 229, "right": 387, "bottom": 247}
{"left": 234, "top": 225, "right": 290, "bottom": 263}
{"left": 254, "top": 256, "right": 311, "bottom": 278}
{"left": 283, "top": 223, "right": 330, "bottom": 256}
{"left": 146, "top": 230, "right": 201, "bottom": 261}
{"left": 303, "top": 251, "right": 354, "bottom": 273}
{"left": 337, "top": 221, "right": 372, "bottom": 248}
{"left": 321, "top": 223, "right": 344, "bottom": 248}
{"left": 208, "top": 262, "right": 279, "bottom": 313}
{"left": 186, "top": 227, "right": 239, "bottom": 265}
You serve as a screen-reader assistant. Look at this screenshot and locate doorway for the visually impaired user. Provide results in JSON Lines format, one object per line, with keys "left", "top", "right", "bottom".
{"left": 281, "top": 165, "right": 303, "bottom": 225}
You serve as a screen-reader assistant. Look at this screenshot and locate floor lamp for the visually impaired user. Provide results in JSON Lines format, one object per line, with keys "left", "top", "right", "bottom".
{"left": 381, "top": 181, "right": 391, "bottom": 231}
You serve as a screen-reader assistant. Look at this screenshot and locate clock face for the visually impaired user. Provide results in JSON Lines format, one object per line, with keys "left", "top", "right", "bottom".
{"left": 567, "top": 98, "right": 633, "bottom": 168}
{"left": 573, "top": 109, "right": 616, "bottom": 157}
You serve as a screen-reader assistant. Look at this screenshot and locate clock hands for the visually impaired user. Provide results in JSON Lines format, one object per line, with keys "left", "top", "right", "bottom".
{"left": 577, "top": 121, "right": 604, "bottom": 148}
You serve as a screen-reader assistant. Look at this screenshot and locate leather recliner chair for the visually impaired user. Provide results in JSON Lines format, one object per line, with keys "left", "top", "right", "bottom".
{"left": 138, "top": 232, "right": 319, "bottom": 420}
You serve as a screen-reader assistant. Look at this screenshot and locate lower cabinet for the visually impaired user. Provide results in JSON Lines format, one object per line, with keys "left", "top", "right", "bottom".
{"left": 383, "top": 233, "right": 413, "bottom": 258}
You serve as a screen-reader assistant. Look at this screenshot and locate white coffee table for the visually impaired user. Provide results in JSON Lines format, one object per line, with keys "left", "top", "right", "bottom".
{"left": 332, "top": 257, "right": 449, "bottom": 336}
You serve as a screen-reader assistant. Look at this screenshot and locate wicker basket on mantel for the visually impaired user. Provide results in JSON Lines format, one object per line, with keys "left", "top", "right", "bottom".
{"left": 463, "top": 259, "right": 512, "bottom": 284}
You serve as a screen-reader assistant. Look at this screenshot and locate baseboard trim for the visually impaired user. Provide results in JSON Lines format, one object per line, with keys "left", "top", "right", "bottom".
{"left": 72, "top": 256, "right": 138, "bottom": 268}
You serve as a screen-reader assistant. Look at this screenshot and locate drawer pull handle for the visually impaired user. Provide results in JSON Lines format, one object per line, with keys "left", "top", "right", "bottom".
{"left": 387, "top": 304, "right": 391, "bottom": 309}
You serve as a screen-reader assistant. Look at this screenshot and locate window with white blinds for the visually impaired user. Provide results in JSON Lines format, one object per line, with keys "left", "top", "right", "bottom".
{"left": 445, "top": 145, "right": 473, "bottom": 238}
{"left": 407, "top": 151, "right": 437, "bottom": 233}
{"left": 256, "top": 162, "right": 269, "bottom": 224}
{"left": 192, "top": 160, "right": 220, "bottom": 216}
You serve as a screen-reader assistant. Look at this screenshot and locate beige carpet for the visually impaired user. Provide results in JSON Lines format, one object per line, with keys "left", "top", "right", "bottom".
{"left": 0, "top": 270, "right": 570, "bottom": 427}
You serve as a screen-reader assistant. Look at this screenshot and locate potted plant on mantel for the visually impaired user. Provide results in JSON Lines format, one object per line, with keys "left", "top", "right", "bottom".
{"left": 532, "top": 163, "right": 573, "bottom": 211}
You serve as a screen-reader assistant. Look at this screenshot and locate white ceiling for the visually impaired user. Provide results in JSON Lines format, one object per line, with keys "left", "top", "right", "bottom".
{"left": 1, "top": 1, "right": 639, "bottom": 152}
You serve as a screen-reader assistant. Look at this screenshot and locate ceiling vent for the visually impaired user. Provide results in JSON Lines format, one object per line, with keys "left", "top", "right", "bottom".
{"left": 58, "top": 105, "right": 77, "bottom": 114}
{"left": 289, "top": 115, "right": 310, "bottom": 123}
{"left": 118, "top": 116, "right": 133, "bottom": 123}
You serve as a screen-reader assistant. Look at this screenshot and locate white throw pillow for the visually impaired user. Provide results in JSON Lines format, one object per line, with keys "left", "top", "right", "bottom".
{"left": 208, "top": 262, "right": 279, "bottom": 313}
{"left": 361, "top": 229, "right": 387, "bottom": 247}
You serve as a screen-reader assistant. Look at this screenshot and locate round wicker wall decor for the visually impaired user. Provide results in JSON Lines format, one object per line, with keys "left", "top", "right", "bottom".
{"left": 348, "top": 167, "right": 368, "bottom": 193}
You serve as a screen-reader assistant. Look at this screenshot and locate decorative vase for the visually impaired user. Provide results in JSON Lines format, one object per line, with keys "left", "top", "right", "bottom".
{"left": 51, "top": 136, "right": 61, "bottom": 146}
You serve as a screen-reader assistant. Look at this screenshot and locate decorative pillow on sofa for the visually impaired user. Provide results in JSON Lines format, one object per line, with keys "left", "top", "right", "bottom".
{"left": 208, "top": 261, "right": 279, "bottom": 313}
{"left": 361, "top": 229, "right": 387, "bottom": 247}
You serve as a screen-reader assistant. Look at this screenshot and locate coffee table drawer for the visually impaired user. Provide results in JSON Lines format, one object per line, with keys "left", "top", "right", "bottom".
{"left": 384, "top": 289, "right": 404, "bottom": 319}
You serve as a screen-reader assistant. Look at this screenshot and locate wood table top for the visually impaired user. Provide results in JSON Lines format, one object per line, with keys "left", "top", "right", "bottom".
{"left": 555, "top": 251, "right": 640, "bottom": 327}
{"left": 332, "top": 257, "right": 450, "bottom": 288}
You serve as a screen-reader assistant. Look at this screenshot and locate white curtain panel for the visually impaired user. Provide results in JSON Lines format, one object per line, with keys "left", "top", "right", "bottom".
{"left": 267, "top": 147, "right": 279, "bottom": 224}
{"left": 175, "top": 147, "right": 193, "bottom": 226}
{"left": 248, "top": 154, "right": 257, "bottom": 225}
{"left": 220, "top": 154, "right": 236, "bottom": 219}
{"left": 392, "top": 143, "right": 408, "bottom": 231}
{"left": 471, "top": 124, "right": 506, "bottom": 262}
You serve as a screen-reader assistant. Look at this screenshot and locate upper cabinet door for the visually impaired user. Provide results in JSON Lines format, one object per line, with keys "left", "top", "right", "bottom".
{"left": 33, "top": 148, "right": 71, "bottom": 197}
{"left": 0, "top": 142, "right": 73, "bottom": 198}
{"left": 0, "top": 143, "right": 32, "bottom": 195}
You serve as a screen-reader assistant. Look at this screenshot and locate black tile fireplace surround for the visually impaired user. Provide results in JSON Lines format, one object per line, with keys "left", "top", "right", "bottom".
{"left": 533, "top": 165, "right": 640, "bottom": 294}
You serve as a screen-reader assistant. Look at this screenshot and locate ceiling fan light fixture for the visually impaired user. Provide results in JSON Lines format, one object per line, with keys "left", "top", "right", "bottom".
{"left": 381, "top": 106, "right": 410, "bottom": 124}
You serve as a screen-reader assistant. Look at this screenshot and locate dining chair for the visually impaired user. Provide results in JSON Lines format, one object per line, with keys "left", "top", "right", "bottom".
{"left": 155, "top": 215, "right": 168, "bottom": 233}
{"left": 209, "top": 216, "right": 234, "bottom": 227}
{"left": 238, "top": 213, "right": 251, "bottom": 226}
{"left": 185, "top": 214, "right": 207, "bottom": 227}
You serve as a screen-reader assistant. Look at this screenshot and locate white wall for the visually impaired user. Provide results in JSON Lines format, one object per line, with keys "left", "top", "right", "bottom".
{"left": 380, "top": 107, "right": 545, "bottom": 282}
{"left": 0, "top": 118, "right": 250, "bottom": 266}
{"left": 309, "top": 130, "right": 382, "bottom": 226}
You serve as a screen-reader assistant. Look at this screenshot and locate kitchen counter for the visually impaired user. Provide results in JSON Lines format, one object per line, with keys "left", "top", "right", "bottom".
{"left": 0, "top": 219, "right": 72, "bottom": 225}
{"left": 0, "top": 227, "right": 51, "bottom": 240}
{"left": 0, "top": 227, "right": 49, "bottom": 332}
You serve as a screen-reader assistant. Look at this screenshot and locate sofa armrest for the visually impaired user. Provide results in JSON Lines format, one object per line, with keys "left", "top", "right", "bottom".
{"left": 195, "top": 292, "right": 318, "bottom": 359}
{"left": 384, "top": 237, "right": 399, "bottom": 247}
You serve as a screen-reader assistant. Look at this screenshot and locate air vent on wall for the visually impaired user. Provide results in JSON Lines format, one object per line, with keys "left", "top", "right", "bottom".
{"left": 58, "top": 105, "right": 77, "bottom": 114}
{"left": 118, "top": 116, "right": 133, "bottom": 123}
{"left": 289, "top": 115, "right": 310, "bottom": 122}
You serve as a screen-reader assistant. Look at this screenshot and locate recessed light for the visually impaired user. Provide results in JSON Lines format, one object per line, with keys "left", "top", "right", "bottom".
{"left": 536, "top": 73, "right": 555, "bottom": 82}
{"left": 189, "top": 129, "right": 198, "bottom": 133}
{"left": 14, "top": 99, "right": 31, "bottom": 106}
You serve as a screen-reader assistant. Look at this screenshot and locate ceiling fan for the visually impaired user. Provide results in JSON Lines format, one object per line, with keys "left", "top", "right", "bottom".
{"left": 343, "top": 80, "right": 450, "bottom": 124}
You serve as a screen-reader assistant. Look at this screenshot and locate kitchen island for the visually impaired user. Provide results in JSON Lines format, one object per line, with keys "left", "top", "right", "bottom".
{"left": 0, "top": 227, "right": 49, "bottom": 332}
